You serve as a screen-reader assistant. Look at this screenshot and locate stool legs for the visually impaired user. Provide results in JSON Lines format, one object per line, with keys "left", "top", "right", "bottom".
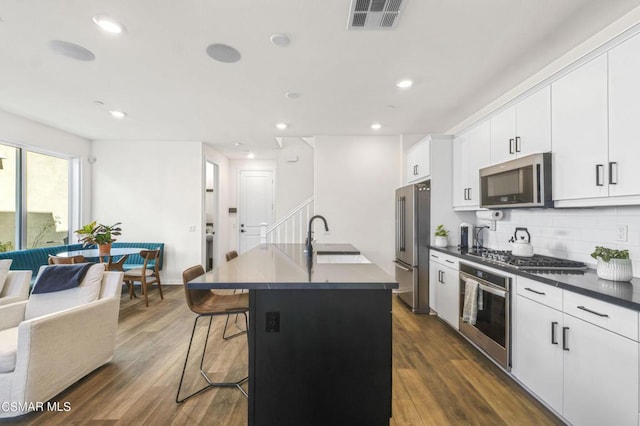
{"left": 176, "top": 313, "right": 249, "bottom": 403}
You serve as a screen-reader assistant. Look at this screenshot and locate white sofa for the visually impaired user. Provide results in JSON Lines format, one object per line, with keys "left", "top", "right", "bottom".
{"left": 0, "top": 270, "right": 32, "bottom": 307}
{"left": 0, "top": 265, "right": 123, "bottom": 418}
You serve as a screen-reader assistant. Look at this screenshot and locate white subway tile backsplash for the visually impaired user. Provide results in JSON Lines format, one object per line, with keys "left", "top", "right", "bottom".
{"left": 477, "top": 206, "right": 640, "bottom": 277}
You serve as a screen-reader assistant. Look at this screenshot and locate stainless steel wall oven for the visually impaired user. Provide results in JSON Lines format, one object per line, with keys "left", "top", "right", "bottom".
{"left": 459, "top": 262, "right": 511, "bottom": 370}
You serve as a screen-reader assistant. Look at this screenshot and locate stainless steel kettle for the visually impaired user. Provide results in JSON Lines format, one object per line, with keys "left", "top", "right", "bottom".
{"left": 509, "top": 227, "right": 534, "bottom": 257}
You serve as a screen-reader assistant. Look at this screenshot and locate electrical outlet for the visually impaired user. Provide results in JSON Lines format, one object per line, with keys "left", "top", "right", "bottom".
{"left": 616, "top": 224, "right": 628, "bottom": 242}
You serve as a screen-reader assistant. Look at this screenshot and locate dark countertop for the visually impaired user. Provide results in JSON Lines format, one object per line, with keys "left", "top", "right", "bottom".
{"left": 430, "top": 245, "right": 640, "bottom": 311}
{"left": 188, "top": 243, "right": 397, "bottom": 290}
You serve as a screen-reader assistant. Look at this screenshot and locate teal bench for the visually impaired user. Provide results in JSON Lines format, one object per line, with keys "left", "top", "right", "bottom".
{"left": 0, "top": 242, "right": 165, "bottom": 282}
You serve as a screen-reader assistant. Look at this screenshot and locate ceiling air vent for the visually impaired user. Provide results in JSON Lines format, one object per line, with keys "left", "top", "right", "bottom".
{"left": 348, "top": 0, "right": 405, "bottom": 30}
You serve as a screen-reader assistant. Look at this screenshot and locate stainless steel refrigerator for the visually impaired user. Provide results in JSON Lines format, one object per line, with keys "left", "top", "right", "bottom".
{"left": 394, "top": 181, "right": 430, "bottom": 313}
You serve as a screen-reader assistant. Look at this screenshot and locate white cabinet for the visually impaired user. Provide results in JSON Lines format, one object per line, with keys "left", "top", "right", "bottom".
{"left": 513, "top": 293, "right": 563, "bottom": 413}
{"left": 608, "top": 32, "right": 640, "bottom": 198}
{"left": 562, "top": 313, "right": 638, "bottom": 426}
{"left": 452, "top": 120, "right": 491, "bottom": 209}
{"left": 551, "top": 54, "right": 609, "bottom": 201}
{"left": 405, "top": 137, "right": 429, "bottom": 184}
{"left": 490, "top": 86, "right": 551, "bottom": 164}
{"left": 513, "top": 277, "right": 639, "bottom": 425}
{"left": 429, "top": 251, "right": 459, "bottom": 330}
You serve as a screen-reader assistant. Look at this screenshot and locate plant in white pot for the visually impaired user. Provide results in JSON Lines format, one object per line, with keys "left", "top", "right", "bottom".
{"left": 434, "top": 225, "right": 449, "bottom": 248}
{"left": 591, "top": 246, "right": 633, "bottom": 282}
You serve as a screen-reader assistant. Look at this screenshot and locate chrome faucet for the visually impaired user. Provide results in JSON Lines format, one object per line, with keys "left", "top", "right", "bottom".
{"left": 306, "top": 215, "right": 329, "bottom": 256}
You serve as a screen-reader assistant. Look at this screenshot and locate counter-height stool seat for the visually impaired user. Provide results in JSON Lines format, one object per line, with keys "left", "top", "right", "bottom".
{"left": 176, "top": 265, "right": 249, "bottom": 403}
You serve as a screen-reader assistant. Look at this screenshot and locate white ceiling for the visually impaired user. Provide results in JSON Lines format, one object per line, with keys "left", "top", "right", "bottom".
{"left": 1, "top": 0, "right": 639, "bottom": 159}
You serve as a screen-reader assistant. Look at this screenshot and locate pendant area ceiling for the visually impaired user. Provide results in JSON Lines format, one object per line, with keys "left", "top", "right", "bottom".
{"left": 0, "top": 0, "right": 639, "bottom": 158}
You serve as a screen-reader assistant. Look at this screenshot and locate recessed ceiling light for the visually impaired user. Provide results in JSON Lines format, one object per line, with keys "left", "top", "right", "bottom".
{"left": 396, "top": 79, "right": 413, "bottom": 89}
{"left": 234, "top": 142, "right": 242, "bottom": 147}
{"left": 276, "top": 123, "right": 288, "bottom": 130}
{"left": 48, "top": 40, "right": 95, "bottom": 61}
{"left": 109, "top": 110, "right": 126, "bottom": 119}
{"left": 285, "top": 92, "right": 300, "bottom": 99}
{"left": 270, "top": 34, "right": 290, "bottom": 47}
{"left": 206, "top": 43, "right": 241, "bottom": 63}
{"left": 94, "top": 100, "right": 105, "bottom": 106}
{"left": 247, "top": 152, "right": 255, "bottom": 159}
{"left": 92, "top": 15, "right": 125, "bottom": 34}
{"left": 371, "top": 123, "right": 382, "bottom": 130}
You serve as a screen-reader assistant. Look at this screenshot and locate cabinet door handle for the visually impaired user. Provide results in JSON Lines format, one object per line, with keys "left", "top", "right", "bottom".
{"left": 524, "top": 287, "right": 545, "bottom": 295}
{"left": 509, "top": 138, "right": 515, "bottom": 154}
{"left": 577, "top": 305, "right": 609, "bottom": 318}
{"left": 445, "top": 259, "right": 454, "bottom": 264}
{"left": 431, "top": 254, "right": 439, "bottom": 259}
{"left": 609, "top": 162, "right": 618, "bottom": 185}
{"left": 515, "top": 136, "right": 521, "bottom": 152}
{"left": 467, "top": 188, "right": 471, "bottom": 200}
{"left": 463, "top": 188, "right": 468, "bottom": 200}
{"left": 415, "top": 165, "right": 419, "bottom": 175}
{"left": 596, "top": 164, "right": 604, "bottom": 186}
{"left": 562, "top": 327, "right": 570, "bottom": 351}
{"left": 551, "top": 321, "right": 558, "bottom": 345}
{"left": 438, "top": 270, "right": 443, "bottom": 283}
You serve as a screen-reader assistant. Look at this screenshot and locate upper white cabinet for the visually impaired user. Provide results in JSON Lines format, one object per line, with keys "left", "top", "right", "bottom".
{"left": 405, "top": 137, "right": 429, "bottom": 184}
{"left": 452, "top": 120, "right": 490, "bottom": 209}
{"left": 608, "top": 32, "right": 640, "bottom": 198}
{"left": 490, "top": 86, "right": 551, "bottom": 164}
{"left": 551, "top": 53, "right": 609, "bottom": 201}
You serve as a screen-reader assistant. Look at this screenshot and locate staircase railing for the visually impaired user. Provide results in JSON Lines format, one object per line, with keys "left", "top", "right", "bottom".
{"left": 262, "top": 197, "right": 314, "bottom": 244}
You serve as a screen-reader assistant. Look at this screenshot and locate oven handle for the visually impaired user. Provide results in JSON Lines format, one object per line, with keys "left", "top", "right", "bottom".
{"left": 477, "top": 282, "right": 507, "bottom": 298}
{"left": 460, "top": 273, "right": 507, "bottom": 298}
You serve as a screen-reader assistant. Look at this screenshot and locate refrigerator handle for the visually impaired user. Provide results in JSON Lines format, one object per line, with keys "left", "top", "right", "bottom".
{"left": 393, "top": 260, "right": 411, "bottom": 272}
{"left": 399, "top": 197, "right": 406, "bottom": 252}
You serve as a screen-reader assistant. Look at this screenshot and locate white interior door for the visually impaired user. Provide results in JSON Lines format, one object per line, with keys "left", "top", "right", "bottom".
{"left": 239, "top": 170, "right": 274, "bottom": 253}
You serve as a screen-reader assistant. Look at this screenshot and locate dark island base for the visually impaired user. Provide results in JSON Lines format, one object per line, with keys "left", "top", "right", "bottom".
{"left": 249, "top": 289, "right": 393, "bottom": 426}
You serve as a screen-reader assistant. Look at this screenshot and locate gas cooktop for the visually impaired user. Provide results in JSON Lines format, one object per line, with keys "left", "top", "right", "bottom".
{"left": 464, "top": 248, "right": 588, "bottom": 271}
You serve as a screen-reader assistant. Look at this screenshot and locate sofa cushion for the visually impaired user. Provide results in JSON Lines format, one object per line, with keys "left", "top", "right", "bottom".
{"left": 25, "top": 263, "right": 105, "bottom": 320}
{"left": 0, "top": 259, "right": 12, "bottom": 295}
{"left": 0, "top": 326, "right": 18, "bottom": 373}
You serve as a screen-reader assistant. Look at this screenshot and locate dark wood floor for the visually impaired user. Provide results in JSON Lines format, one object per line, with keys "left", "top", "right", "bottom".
{"left": 4, "top": 286, "right": 561, "bottom": 425}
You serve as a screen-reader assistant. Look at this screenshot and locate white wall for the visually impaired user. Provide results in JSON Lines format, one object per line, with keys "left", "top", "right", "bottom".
{"left": 480, "top": 207, "right": 640, "bottom": 276}
{"left": 0, "top": 109, "right": 92, "bottom": 231}
{"left": 92, "top": 140, "right": 203, "bottom": 284}
{"left": 276, "top": 137, "right": 314, "bottom": 220}
{"left": 314, "top": 135, "right": 401, "bottom": 276}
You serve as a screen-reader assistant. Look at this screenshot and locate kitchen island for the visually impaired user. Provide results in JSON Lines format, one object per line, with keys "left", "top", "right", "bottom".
{"left": 188, "top": 243, "right": 398, "bottom": 426}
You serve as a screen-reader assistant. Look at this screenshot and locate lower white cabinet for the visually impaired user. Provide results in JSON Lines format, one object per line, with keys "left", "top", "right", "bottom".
{"left": 562, "top": 313, "right": 638, "bottom": 426}
{"left": 514, "top": 277, "right": 639, "bottom": 425}
{"left": 429, "top": 253, "right": 459, "bottom": 330}
{"left": 513, "top": 294, "right": 563, "bottom": 413}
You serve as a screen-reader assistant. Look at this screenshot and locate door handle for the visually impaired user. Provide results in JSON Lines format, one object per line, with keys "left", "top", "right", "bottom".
{"left": 240, "top": 229, "right": 246, "bottom": 233}
{"left": 577, "top": 305, "right": 609, "bottom": 318}
{"left": 524, "top": 287, "right": 545, "bottom": 296}
{"left": 609, "top": 162, "right": 618, "bottom": 185}
{"left": 551, "top": 321, "right": 558, "bottom": 345}
{"left": 394, "top": 261, "right": 411, "bottom": 272}
{"left": 596, "top": 164, "right": 604, "bottom": 186}
{"left": 562, "top": 327, "right": 570, "bottom": 351}
{"left": 509, "top": 138, "right": 515, "bottom": 154}
{"left": 515, "top": 136, "right": 521, "bottom": 152}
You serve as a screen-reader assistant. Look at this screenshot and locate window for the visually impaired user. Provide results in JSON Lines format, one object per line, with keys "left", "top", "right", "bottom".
{"left": 0, "top": 143, "right": 74, "bottom": 251}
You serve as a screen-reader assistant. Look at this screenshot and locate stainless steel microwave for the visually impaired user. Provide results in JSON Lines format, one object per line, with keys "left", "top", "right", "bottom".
{"left": 479, "top": 152, "right": 552, "bottom": 209}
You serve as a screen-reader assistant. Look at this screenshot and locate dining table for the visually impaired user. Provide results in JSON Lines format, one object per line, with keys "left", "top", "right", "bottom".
{"left": 55, "top": 247, "right": 146, "bottom": 272}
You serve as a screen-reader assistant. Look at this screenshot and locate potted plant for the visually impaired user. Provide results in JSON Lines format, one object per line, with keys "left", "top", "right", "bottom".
{"left": 591, "top": 246, "right": 633, "bottom": 282}
{"left": 75, "top": 221, "right": 122, "bottom": 256}
{"left": 434, "top": 225, "right": 449, "bottom": 248}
